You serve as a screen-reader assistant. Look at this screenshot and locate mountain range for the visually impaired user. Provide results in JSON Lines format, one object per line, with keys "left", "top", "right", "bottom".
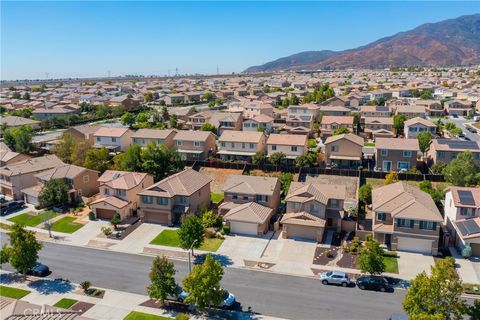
{"left": 244, "top": 14, "right": 480, "bottom": 72}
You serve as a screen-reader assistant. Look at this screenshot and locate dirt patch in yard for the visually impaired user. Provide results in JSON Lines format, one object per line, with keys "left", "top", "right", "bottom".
{"left": 199, "top": 167, "right": 243, "bottom": 193}
{"left": 304, "top": 174, "right": 358, "bottom": 203}
{"left": 337, "top": 251, "right": 359, "bottom": 269}
{"left": 313, "top": 247, "right": 340, "bottom": 265}
{"left": 249, "top": 170, "right": 299, "bottom": 182}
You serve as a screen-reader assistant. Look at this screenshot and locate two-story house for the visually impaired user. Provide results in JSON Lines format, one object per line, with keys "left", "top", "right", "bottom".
{"left": 444, "top": 187, "right": 480, "bottom": 256}
{"left": 427, "top": 139, "right": 480, "bottom": 165}
{"left": 324, "top": 133, "right": 364, "bottom": 169}
{"left": 266, "top": 134, "right": 308, "bottom": 161}
{"left": 394, "top": 105, "right": 426, "bottom": 119}
{"left": 285, "top": 104, "right": 320, "bottom": 136}
{"left": 0, "top": 155, "right": 64, "bottom": 200}
{"left": 363, "top": 117, "right": 394, "bottom": 139}
{"left": 375, "top": 138, "right": 419, "bottom": 172}
{"left": 131, "top": 129, "right": 177, "bottom": 148}
{"left": 359, "top": 105, "right": 391, "bottom": 119}
{"left": 219, "top": 175, "right": 280, "bottom": 236}
{"left": 209, "top": 112, "right": 243, "bottom": 135}
{"left": 372, "top": 182, "right": 443, "bottom": 255}
{"left": 93, "top": 127, "right": 133, "bottom": 152}
{"left": 173, "top": 130, "right": 216, "bottom": 161}
{"left": 281, "top": 182, "right": 346, "bottom": 241}
{"left": 90, "top": 170, "right": 154, "bottom": 220}
{"left": 137, "top": 168, "right": 212, "bottom": 225}
{"left": 444, "top": 100, "right": 473, "bottom": 117}
{"left": 415, "top": 100, "right": 444, "bottom": 117}
{"left": 320, "top": 116, "right": 354, "bottom": 138}
{"left": 404, "top": 117, "right": 436, "bottom": 139}
{"left": 22, "top": 164, "right": 99, "bottom": 206}
{"left": 242, "top": 114, "right": 274, "bottom": 134}
{"left": 217, "top": 131, "right": 266, "bottom": 162}
{"left": 65, "top": 124, "right": 102, "bottom": 146}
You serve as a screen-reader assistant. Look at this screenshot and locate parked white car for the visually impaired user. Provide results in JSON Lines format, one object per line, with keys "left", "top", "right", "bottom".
{"left": 319, "top": 271, "right": 350, "bottom": 287}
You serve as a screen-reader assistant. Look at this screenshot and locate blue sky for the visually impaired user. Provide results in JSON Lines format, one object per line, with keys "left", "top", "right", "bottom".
{"left": 1, "top": 1, "right": 479, "bottom": 80}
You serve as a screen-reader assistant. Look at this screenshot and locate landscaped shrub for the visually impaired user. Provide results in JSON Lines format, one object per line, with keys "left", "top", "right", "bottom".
{"left": 222, "top": 225, "right": 230, "bottom": 235}
{"left": 366, "top": 233, "right": 373, "bottom": 242}
{"left": 326, "top": 250, "right": 334, "bottom": 258}
{"left": 204, "top": 227, "right": 216, "bottom": 239}
{"left": 88, "top": 211, "right": 95, "bottom": 221}
{"left": 201, "top": 210, "right": 222, "bottom": 229}
{"left": 175, "top": 313, "right": 190, "bottom": 320}
{"left": 80, "top": 281, "right": 91, "bottom": 293}
{"left": 101, "top": 226, "right": 112, "bottom": 236}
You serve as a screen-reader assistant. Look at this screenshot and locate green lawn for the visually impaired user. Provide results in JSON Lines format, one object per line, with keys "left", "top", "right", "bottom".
{"left": 150, "top": 229, "right": 224, "bottom": 252}
{"left": 383, "top": 255, "right": 399, "bottom": 273}
{"left": 210, "top": 193, "right": 224, "bottom": 203}
{"left": 0, "top": 285, "right": 31, "bottom": 299}
{"left": 8, "top": 211, "right": 59, "bottom": 227}
{"left": 53, "top": 298, "right": 78, "bottom": 309}
{"left": 0, "top": 223, "right": 12, "bottom": 231}
{"left": 364, "top": 142, "right": 375, "bottom": 147}
{"left": 124, "top": 311, "right": 172, "bottom": 320}
{"left": 50, "top": 217, "right": 84, "bottom": 233}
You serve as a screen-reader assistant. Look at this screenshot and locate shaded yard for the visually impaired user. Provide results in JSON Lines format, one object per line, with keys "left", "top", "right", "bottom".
{"left": 8, "top": 211, "right": 58, "bottom": 227}
{"left": 124, "top": 311, "right": 172, "bottom": 320}
{"left": 50, "top": 217, "right": 84, "bottom": 233}
{"left": 0, "top": 285, "right": 31, "bottom": 299}
{"left": 150, "top": 229, "right": 224, "bottom": 252}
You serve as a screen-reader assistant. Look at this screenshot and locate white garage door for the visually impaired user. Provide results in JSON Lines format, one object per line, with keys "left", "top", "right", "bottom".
{"left": 230, "top": 221, "right": 258, "bottom": 236}
{"left": 26, "top": 195, "right": 39, "bottom": 206}
{"left": 397, "top": 237, "right": 432, "bottom": 254}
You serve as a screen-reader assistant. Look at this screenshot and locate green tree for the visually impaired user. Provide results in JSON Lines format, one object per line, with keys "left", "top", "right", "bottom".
{"left": 201, "top": 123, "right": 217, "bottom": 135}
{"left": 110, "top": 213, "right": 121, "bottom": 230}
{"left": 12, "top": 91, "right": 21, "bottom": 99}
{"left": 359, "top": 184, "right": 372, "bottom": 205}
{"left": 141, "top": 142, "right": 184, "bottom": 181}
{"left": 279, "top": 172, "right": 293, "bottom": 196}
{"left": 116, "top": 144, "right": 142, "bottom": 172}
{"left": 466, "top": 300, "right": 480, "bottom": 320}
{"left": 430, "top": 161, "right": 447, "bottom": 174}
{"left": 252, "top": 151, "right": 267, "bottom": 165}
{"left": 202, "top": 92, "right": 215, "bottom": 102}
{"left": 121, "top": 112, "right": 136, "bottom": 127}
{"left": 201, "top": 210, "right": 222, "bottom": 229}
{"left": 182, "top": 255, "right": 224, "bottom": 310}
{"left": 3, "top": 125, "right": 34, "bottom": 153}
{"left": 144, "top": 92, "right": 154, "bottom": 103}
{"left": 358, "top": 239, "right": 385, "bottom": 275}
{"left": 22, "top": 92, "right": 30, "bottom": 100}
{"left": 417, "top": 132, "right": 433, "bottom": 154}
{"left": 147, "top": 256, "right": 178, "bottom": 303}
{"left": 71, "top": 142, "right": 89, "bottom": 167}
{"left": 333, "top": 127, "right": 350, "bottom": 136}
{"left": 385, "top": 171, "right": 399, "bottom": 185}
{"left": 269, "top": 152, "right": 287, "bottom": 166}
{"left": 39, "top": 179, "right": 69, "bottom": 208}
{"left": 289, "top": 94, "right": 300, "bottom": 105}
{"left": 1, "top": 224, "right": 42, "bottom": 274}
{"left": 295, "top": 153, "right": 317, "bottom": 168}
{"left": 393, "top": 115, "right": 406, "bottom": 134}
{"left": 403, "top": 257, "right": 465, "bottom": 320}
{"left": 53, "top": 133, "right": 76, "bottom": 163}
{"left": 84, "top": 147, "right": 111, "bottom": 173}
{"left": 281, "top": 99, "right": 290, "bottom": 108}
{"left": 169, "top": 114, "right": 178, "bottom": 129}
{"left": 443, "top": 151, "right": 479, "bottom": 187}
{"left": 307, "top": 139, "right": 318, "bottom": 150}
{"left": 178, "top": 215, "right": 204, "bottom": 255}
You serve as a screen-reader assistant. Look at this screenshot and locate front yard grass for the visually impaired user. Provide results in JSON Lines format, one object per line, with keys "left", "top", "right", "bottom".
{"left": 0, "top": 222, "right": 12, "bottom": 231}
{"left": 149, "top": 229, "right": 224, "bottom": 252}
{"left": 210, "top": 192, "right": 224, "bottom": 203}
{"left": 364, "top": 142, "right": 375, "bottom": 147}
{"left": 53, "top": 298, "right": 78, "bottom": 309}
{"left": 0, "top": 285, "right": 31, "bottom": 299}
{"left": 124, "top": 311, "right": 172, "bottom": 320}
{"left": 8, "top": 211, "right": 58, "bottom": 227}
{"left": 50, "top": 216, "right": 84, "bottom": 233}
{"left": 383, "top": 253, "right": 399, "bottom": 273}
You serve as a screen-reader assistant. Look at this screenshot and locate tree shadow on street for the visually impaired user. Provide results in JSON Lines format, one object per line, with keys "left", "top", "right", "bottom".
{"left": 27, "top": 279, "right": 75, "bottom": 295}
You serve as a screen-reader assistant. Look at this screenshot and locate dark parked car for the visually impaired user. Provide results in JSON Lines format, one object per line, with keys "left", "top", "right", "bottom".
{"left": 467, "top": 127, "right": 477, "bottom": 133}
{"left": 28, "top": 263, "right": 50, "bottom": 277}
{"left": 0, "top": 200, "right": 25, "bottom": 215}
{"left": 356, "top": 276, "right": 390, "bottom": 292}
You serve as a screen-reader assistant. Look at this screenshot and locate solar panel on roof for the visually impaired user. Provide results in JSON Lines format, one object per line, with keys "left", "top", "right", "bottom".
{"left": 458, "top": 190, "right": 475, "bottom": 206}
{"left": 464, "top": 219, "right": 480, "bottom": 235}
{"left": 457, "top": 222, "right": 469, "bottom": 236}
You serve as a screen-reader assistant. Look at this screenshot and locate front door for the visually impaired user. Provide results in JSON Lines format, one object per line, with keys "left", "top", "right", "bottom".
{"left": 385, "top": 234, "right": 391, "bottom": 245}
{"left": 382, "top": 161, "right": 392, "bottom": 172}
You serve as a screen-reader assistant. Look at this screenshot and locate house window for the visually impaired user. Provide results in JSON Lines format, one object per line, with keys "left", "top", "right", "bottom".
{"left": 330, "top": 199, "right": 338, "bottom": 208}
{"left": 331, "top": 145, "right": 339, "bottom": 152}
{"left": 397, "top": 218, "right": 414, "bottom": 228}
{"left": 460, "top": 207, "right": 469, "bottom": 216}
{"left": 292, "top": 202, "right": 301, "bottom": 211}
{"left": 419, "top": 221, "right": 437, "bottom": 230}
{"left": 104, "top": 188, "right": 110, "bottom": 195}
{"left": 141, "top": 196, "right": 153, "bottom": 204}
{"left": 156, "top": 197, "right": 169, "bottom": 205}
{"left": 398, "top": 162, "right": 410, "bottom": 170}
{"left": 403, "top": 151, "right": 412, "bottom": 158}
{"left": 220, "top": 142, "right": 225, "bottom": 147}
{"left": 83, "top": 175, "right": 90, "bottom": 183}
{"left": 377, "top": 212, "right": 386, "bottom": 221}
{"left": 244, "top": 123, "right": 250, "bottom": 128}
{"left": 256, "top": 195, "right": 268, "bottom": 202}
{"left": 96, "top": 137, "right": 101, "bottom": 142}
{"left": 111, "top": 137, "right": 117, "bottom": 142}
{"left": 250, "top": 143, "right": 255, "bottom": 149}
{"left": 242, "top": 143, "right": 246, "bottom": 149}
{"left": 232, "top": 194, "right": 238, "bottom": 200}
{"left": 438, "top": 151, "right": 445, "bottom": 158}
{"left": 243, "top": 196, "right": 248, "bottom": 200}
{"left": 231, "top": 143, "right": 235, "bottom": 148}
{"left": 380, "top": 149, "right": 388, "bottom": 157}
{"left": 291, "top": 146, "right": 298, "bottom": 152}
{"left": 176, "top": 140, "right": 182, "bottom": 146}
{"left": 194, "top": 141, "right": 200, "bottom": 147}
{"left": 309, "top": 203, "right": 317, "bottom": 212}
{"left": 115, "top": 189, "right": 126, "bottom": 197}
{"left": 272, "top": 145, "right": 277, "bottom": 151}
{"left": 179, "top": 196, "right": 188, "bottom": 204}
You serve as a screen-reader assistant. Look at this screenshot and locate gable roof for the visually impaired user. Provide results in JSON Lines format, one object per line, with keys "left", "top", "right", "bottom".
{"left": 280, "top": 212, "right": 326, "bottom": 228}
{"left": 223, "top": 175, "right": 279, "bottom": 196}
{"left": 267, "top": 134, "right": 307, "bottom": 146}
{"left": 375, "top": 138, "right": 419, "bottom": 151}
{"left": 93, "top": 127, "right": 130, "bottom": 138}
{"left": 131, "top": 129, "right": 176, "bottom": 140}
{"left": 324, "top": 133, "right": 364, "bottom": 146}
{"left": 219, "top": 131, "right": 264, "bottom": 143}
{"left": 138, "top": 168, "right": 211, "bottom": 197}
{"left": 448, "top": 187, "right": 480, "bottom": 208}
{"left": 321, "top": 116, "right": 354, "bottom": 125}
{"left": 173, "top": 130, "right": 214, "bottom": 142}
{"left": 0, "top": 155, "right": 64, "bottom": 177}
{"left": 404, "top": 117, "right": 436, "bottom": 127}
{"left": 35, "top": 164, "right": 91, "bottom": 181}
{"left": 286, "top": 182, "right": 346, "bottom": 205}
{"left": 98, "top": 170, "right": 149, "bottom": 190}
{"left": 223, "top": 202, "right": 273, "bottom": 224}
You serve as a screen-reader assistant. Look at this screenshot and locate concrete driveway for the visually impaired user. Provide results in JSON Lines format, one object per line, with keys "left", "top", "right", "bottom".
{"left": 111, "top": 223, "right": 165, "bottom": 254}
{"left": 216, "top": 233, "right": 272, "bottom": 266}
{"left": 397, "top": 251, "right": 435, "bottom": 280}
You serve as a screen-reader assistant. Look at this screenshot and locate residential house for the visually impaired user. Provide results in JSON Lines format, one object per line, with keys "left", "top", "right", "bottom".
{"left": 223, "top": 202, "right": 274, "bottom": 236}
{"left": 131, "top": 129, "right": 177, "bottom": 148}
{"left": 0, "top": 147, "right": 30, "bottom": 166}
{"left": 0, "top": 116, "right": 40, "bottom": 129}
{"left": 242, "top": 102, "right": 274, "bottom": 118}
{"left": 317, "top": 105, "right": 351, "bottom": 116}
{"left": 415, "top": 100, "right": 444, "bottom": 117}
{"left": 320, "top": 116, "right": 354, "bottom": 138}
{"left": 266, "top": 134, "right": 308, "bottom": 161}
{"left": 90, "top": 170, "right": 154, "bottom": 220}
{"left": 242, "top": 114, "right": 274, "bottom": 133}
{"left": 394, "top": 105, "right": 426, "bottom": 119}
{"left": 375, "top": 138, "right": 419, "bottom": 172}
{"left": 0, "top": 155, "right": 64, "bottom": 200}
{"left": 137, "top": 168, "right": 211, "bottom": 225}
{"left": 93, "top": 127, "right": 133, "bottom": 152}
{"left": 164, "top": 94, "right": 186, "bottom": 106}
{"left": 363, "top": 117, "right": 394, "bottom": 139}
{"left": 372, "top": 182, "right": 443, "bottom": 255}
{"left": 173, "top": 130, "right": 216, "bottom": 160}
{"left": 281, "top": 182, "right": 346, "bottom": 241}
{"left": 444, "top": 100, "right": 473, "bottom": 116}
{"left": 217, "top": 131, "right": 266, "bottom": 162}
{"left": 427, "top": 139, "right": 480, "bottom": 165}
{"left": 109, "top": 96, "right": 140, "bottom": 109}
{"left": 285, "top": 104, "right": 320, "bottom": 136}
{"left": 444, "top": 187, "right": 480, "bottom": 256}
{"left": 404, "top": 117, "right": 436, "bottom": 139}
{"left": 324, "top": 133, "right": 364, "bottom": 169}
{"left": 22, "top": 164, "right": 99, "bottom": 206}
{"left": 32, "top": 106, "right": 81, "bottom": 120}
{"left": 359, "top": 106, "right": 391, "bottom": 118}
{"left": 65, "top": 124, "right": 102, "bottom": 145}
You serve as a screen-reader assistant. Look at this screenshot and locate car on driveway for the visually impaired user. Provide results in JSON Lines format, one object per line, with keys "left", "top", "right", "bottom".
{"left": 319, "top": 271, "right": 350, "bottom": 287}
{"left": 28, "top": 263, "right": 50, "bottom": 277}
{"left": 356, "top": 276, "right": 390, "bottom": 292}
{"left": 0, "top": 200, "right": 25, "bottom": 215}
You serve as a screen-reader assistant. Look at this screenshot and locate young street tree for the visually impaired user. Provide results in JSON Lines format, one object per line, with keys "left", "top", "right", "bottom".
{"left": 403, "top": 257, "right": 465, "bottom": 320}
{"left": 39, "top": 179, "right": 69, "bottom": 208}
{"left": 358, "top": 239, "right": 385, "bottom": 275}
{"left": 182, "top": 255, "right": 224, "bottom": 310}
{"left": 178, "top": 215, "right": 204, "bottom": 255}
{"left": 147, "top": 256, "right": 177, "bottom": 303}
{"left": 0, "top": 224, "right": 43, "bottom": 274}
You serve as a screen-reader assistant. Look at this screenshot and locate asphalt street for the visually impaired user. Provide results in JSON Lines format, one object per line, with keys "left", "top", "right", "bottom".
{"left": 0, "top": 233, "right": 406, "bottom": 320}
